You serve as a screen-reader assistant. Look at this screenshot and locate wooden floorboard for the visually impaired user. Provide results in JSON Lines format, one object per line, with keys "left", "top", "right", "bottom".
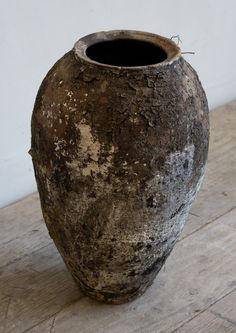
{"left": 180, "top": 100, "right": 236, "bottom": 239}
{"left": 174, "top": 289, "right": 236, "bottom": 333}
{"left": 29, "top": 208, "right": 236, "bottom": 333}
{"left": 0, "top": 100, "right": 236, "bottom": 332}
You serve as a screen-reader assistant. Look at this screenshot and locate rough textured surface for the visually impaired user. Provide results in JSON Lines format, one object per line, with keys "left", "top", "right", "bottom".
{"left": 30, "top": 32, "right": 209, "bottom": 304}
{"left": 1, "top": 101, "right": 235, "bottom": 332}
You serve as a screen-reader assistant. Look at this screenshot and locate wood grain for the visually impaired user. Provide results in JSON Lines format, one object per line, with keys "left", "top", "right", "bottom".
{"left": 181, "top": 100, "right": 236, "bottom": 239}
{"left": 31, "top": 208, "right": 236, "bottom": 333}
{"left": 175, "top": 290, "right": 236, "bottom": 333}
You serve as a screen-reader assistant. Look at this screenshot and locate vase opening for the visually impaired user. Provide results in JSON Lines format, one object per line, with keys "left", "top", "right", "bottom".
{"left": 74, "top": 30, "right": 181, "bottom": 69}
{"left": 85, "top": 39, "right": 167, "bottom": 67}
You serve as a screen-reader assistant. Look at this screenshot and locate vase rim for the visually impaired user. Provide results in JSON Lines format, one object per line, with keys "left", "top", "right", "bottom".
{"left": 73, "top": 30, "right": 181, "bottom": 70}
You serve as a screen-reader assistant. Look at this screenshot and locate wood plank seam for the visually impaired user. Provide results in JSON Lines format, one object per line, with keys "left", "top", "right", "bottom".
{"left": 210, "top": 310, "right": 236, "bottom": 327}
{"left": 20, "top": 296, "right": 85, "bottom": 333}
{"left": 0, "top": 219, "right": 44, "bottom": 247}
{"left": 179, "top": 206, "right": 236, "bottom": 243}
{"left": 0, "top": 243, "right": 49, "bottom": 270}
{"left": 49, "top": 315, "right": 56, "bottom": 333}
{"left": 170, "top": 286, "right": 236, "bottom": 333}
{"left": 2, "top": 296, "right": 11, "bottom": 333}
{"left": 189, "top": 212, "right": 200, "bottom": 217}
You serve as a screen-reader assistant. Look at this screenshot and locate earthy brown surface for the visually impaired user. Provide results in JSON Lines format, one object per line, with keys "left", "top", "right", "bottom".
{"left": 30, "top": 31, "right": 209, "bottom": 303}
{"left": 0, "top": 101, "right": 236, "bottom": 331}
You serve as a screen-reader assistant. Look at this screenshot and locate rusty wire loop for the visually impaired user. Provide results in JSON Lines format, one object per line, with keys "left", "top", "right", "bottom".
{"left": 171, "top": 35, "right": 182, "bottom": 45}
{"left": 170, "top": 35, "right": 195, "bottom": 55}
{"left": 181, "top": 51, "right": 195, "bottom": 55}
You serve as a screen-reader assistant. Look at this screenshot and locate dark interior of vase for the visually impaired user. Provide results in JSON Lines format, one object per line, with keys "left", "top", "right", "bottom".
{"left": 86, "top": 39, "right": 167, "bottom": 67}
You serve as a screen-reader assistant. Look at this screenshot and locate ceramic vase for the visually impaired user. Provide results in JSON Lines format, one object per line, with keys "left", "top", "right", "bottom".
{"left": 30, "top": 30, "right": 209, "bottom": 304}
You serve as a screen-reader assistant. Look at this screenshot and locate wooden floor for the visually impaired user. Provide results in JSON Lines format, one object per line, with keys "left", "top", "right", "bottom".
{"left": 1, "top": 101, "right": 236, "bottom": 333}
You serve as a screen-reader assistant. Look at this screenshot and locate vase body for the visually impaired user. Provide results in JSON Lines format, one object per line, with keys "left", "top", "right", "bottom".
{"left": 31, "top": 30, "right": 209, "bottom": 304}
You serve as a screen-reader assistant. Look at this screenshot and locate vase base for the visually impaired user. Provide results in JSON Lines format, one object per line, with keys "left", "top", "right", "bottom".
{"left": 74, "top": 275, "right": 157, "bottom": 305}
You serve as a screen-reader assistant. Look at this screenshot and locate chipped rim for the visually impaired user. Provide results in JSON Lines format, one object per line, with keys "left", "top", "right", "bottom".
{"left": 73, "top": 30, "right": 181, "bottom": 70}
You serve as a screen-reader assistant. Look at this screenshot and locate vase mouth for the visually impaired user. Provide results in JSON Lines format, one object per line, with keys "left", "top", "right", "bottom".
{"left": 73, "top": 30, "right": 181, "bottom": 70}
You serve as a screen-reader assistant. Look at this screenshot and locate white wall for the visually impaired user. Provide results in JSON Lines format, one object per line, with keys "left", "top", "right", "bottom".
{"left": 1, "top": 0, "right": 236, "bottom": 207}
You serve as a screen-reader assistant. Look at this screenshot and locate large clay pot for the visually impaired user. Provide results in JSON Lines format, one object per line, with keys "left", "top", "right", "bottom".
{"left": 30, "top": 30, "right": 209, "bottom": 304}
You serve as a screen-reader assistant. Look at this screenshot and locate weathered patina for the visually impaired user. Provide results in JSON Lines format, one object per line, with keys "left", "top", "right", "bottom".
{"left": 30, "top": 30, "right": 209, "bottom": 304}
